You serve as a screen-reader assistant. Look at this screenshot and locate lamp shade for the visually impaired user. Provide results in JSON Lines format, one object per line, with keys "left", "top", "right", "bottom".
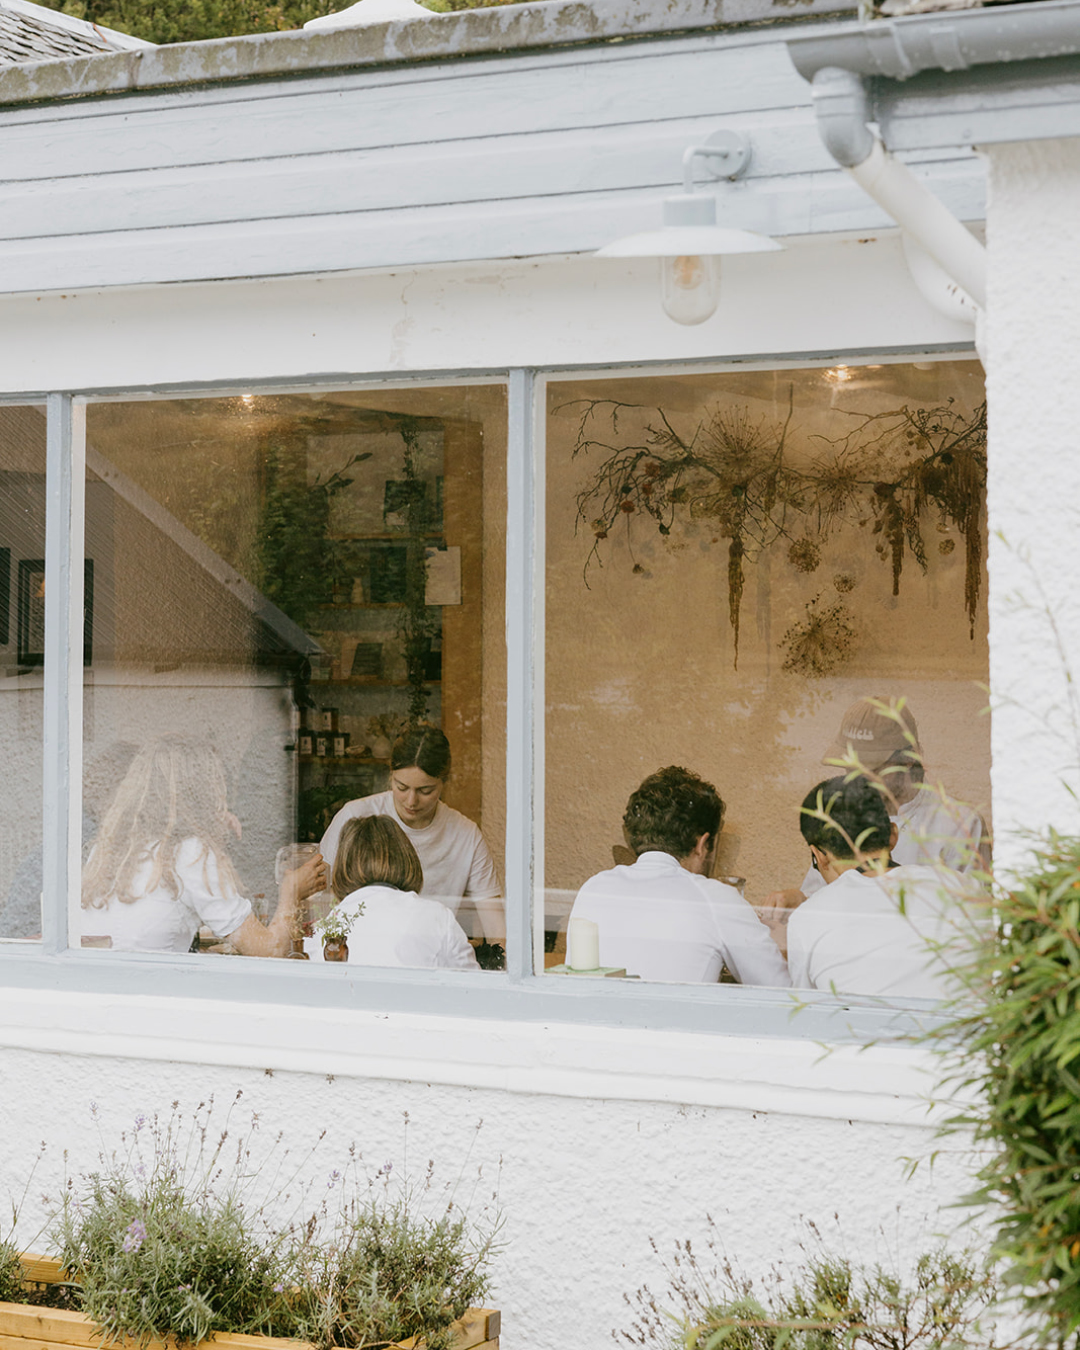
{"left": 596, "top": 192, "right": 783, "bottom": 258}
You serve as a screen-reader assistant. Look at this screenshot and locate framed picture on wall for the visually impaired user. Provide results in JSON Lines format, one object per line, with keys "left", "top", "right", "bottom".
{"left": 0, "top": 548, "right": 9, "bottom": 646}
{"left": 17, "top": 559, "right": 94, "bottom": 666}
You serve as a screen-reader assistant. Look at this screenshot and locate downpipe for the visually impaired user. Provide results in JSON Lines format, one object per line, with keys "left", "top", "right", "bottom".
{"left": 811, "top": 66, "right": 987, "bottom": 314}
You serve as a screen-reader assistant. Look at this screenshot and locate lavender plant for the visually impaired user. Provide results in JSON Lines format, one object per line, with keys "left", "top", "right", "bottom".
{"left": 54, "top": 1103, "right": 298, "bottom": 1346}
{"left": 45, "top": 1100, "right": 499, "bottom": 1349}
{"left": 622, "top": 1223, "right": 1001, "bottom": 1350}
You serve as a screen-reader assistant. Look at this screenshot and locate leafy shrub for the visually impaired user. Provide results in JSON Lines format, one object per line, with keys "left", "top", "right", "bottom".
{"left": 936, "top": 832, "right": 1080, "bottom": 1344}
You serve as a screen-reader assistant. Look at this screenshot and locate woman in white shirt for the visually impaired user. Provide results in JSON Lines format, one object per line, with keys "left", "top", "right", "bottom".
{"left": 81, "top": 736, "right": 325, "bottom": 955}
{"left": 313, "top": 814, "right": 479, "bottom": 970}
{"left": 319, "top": 725, "right": 502, "bottom": 942}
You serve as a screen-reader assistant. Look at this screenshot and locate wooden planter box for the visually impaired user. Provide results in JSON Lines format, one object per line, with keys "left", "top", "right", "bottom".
{"left": 11, "top": 1256, "right": 500, "bottom": 1350}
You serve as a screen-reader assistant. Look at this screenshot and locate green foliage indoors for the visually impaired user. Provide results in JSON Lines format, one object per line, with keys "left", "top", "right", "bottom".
{"left": 938, "top": 832, "right": 1080, "bottom": 1344}
{"left": 40, "top": 0, "right": 520, "bottom": 43}
{"left": 256, "top": 444, "right": 368, "bottom": 632}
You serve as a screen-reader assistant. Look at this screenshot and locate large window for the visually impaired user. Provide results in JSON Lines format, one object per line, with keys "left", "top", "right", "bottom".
{"left": 0, "top": 356, "right": 991, "bottom": 1036}
{"left": 63, "top": 384, "right": 507, "bottom": 970}
{"left": 543, "top": 359, "right": 989, "bottom": 997}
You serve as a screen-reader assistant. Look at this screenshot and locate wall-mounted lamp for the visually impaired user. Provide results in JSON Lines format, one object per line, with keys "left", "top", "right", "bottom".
{"left": 596, "top": 131, "right": 783, "bottom": 325}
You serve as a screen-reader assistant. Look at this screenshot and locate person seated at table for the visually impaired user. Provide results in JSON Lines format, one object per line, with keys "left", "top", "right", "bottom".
{"left": 568, "top": 766, "right": 790, "bottom": 986}
{"left": 311, "top": 814, "right": 479, "bottom": 970}
{"left": 762, "top": 697, "right": 990, "bottom": 924}
{"left": 786, "top": 773, "right": 978, "bottom": 998}
{"left": 81, "top": 735, "right": 325, "bottom": 955}
{"left": 319, "top": 724, "right": 503, "bottom": 943}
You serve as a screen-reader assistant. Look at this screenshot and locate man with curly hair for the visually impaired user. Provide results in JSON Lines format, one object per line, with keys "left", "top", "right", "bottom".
{"left": 567, "top": 766, "right": 790, "bottom": 986}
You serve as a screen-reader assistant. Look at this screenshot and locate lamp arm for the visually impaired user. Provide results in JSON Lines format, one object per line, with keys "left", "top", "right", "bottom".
{"left": 680, "top": 132, "right": 752, "bottom": 194}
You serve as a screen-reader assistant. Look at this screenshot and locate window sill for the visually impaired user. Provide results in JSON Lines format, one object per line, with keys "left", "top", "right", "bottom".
{"left": 0, "top": 976, "right": 949, "bottom": 1124}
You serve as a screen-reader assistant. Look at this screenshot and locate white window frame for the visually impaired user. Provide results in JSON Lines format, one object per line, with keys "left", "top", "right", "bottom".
{"left": 0, "top": 350, "right": 978, "bottom": 1044}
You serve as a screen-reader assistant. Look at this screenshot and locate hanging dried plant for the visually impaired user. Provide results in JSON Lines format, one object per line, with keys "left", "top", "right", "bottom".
{"left": 568, "top": 396, "right": 987, "bottom": 665}
{"left": 568, "top": 397, "right": 798, "bottom": 666}
{"left": 780, "top": 594, "right": 857, "bottom": 677}
{"left": 788, "top": 538, "right": 821, "bottom": 573}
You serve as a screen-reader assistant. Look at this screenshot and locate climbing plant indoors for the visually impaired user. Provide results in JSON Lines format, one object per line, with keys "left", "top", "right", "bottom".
{"left": 570, "top": 395, "right": 987, "bottom": 668}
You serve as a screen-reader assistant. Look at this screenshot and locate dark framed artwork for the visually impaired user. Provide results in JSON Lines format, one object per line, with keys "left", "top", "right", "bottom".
{"left": 0, "top": 548, "right": 9, "bottom": 645}
{"left": 17, "top": 559, "right": 94, "bottom": 666}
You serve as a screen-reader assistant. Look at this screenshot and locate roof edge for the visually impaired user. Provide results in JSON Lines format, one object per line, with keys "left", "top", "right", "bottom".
{"left": 0, "top": 0, "right": 856, "bottom": 106}
{"left": 1, "top": 0, "right": 154, "bottom": 51}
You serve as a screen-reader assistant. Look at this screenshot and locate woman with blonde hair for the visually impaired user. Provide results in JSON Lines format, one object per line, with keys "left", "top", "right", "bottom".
{"left": 311, "top": 814, "right": 478, "bottom": 970}
{"left": 82, "top": 735, "right": 325, "bottom": 955}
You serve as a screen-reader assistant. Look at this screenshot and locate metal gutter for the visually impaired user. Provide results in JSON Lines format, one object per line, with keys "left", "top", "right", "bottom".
{"left": 782, "top": 2, "right": 1080, "bottom": 321}
{"left": 787, "top": 0, "right": 1080, "bottom": 81}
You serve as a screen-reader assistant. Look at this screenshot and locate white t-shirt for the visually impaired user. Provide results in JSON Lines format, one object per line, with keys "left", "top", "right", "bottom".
{"left": 802, "top": 787, "right": 989, "bottom": 898}
{"left": 786, "top": 863, "right": 972, "bottom": 998}
{"left": 81, "top": 837, "right": 252, "bottom": 953}
{"left": 305, "top": 885, "right": 480, "bottom": 971}
{"left": 320, "top": 792, "right": 501, "bottom": 917}
{"left": 569, "top": 851, "right": 791, "bottom": 987}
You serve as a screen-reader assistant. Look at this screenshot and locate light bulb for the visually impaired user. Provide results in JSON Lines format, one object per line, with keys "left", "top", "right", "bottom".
{"left": 660, "top": 254, "right": 719, "bottom": 325}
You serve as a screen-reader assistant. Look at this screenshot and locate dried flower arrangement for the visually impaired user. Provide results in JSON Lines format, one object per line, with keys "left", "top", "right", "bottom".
{"left": 779, "top": 594, "right": 857, "bottom": 677}
{"left": 569, "top": 396, "right": 987, "bottom": 668}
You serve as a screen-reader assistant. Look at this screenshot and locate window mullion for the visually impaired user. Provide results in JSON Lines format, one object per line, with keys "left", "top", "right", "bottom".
{"left": 504, "top": 369, "right": 540, "bottom": 980}
{"left": 41, "top": 394, "right": 85, "bottom": 955}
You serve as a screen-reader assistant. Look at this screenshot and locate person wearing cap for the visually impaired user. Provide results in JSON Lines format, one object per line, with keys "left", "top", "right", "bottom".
{"left": 760, "top": 697, "right": 989, "bottom": 940}
{"left": 786, "top": 774, "right": 979, "bottom": 998}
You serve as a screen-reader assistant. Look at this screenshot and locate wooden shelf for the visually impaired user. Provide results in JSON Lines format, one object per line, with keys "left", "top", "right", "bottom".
{"left": 298, "top": 754, "right": 388, "bottom": 766}
{"left": 313, "top": 678, "right": 440, "bottom": 688}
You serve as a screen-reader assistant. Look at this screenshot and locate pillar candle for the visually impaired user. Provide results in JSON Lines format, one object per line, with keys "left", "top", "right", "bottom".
{"left": 567, "top": 917, "right": 600, "bottom": 970}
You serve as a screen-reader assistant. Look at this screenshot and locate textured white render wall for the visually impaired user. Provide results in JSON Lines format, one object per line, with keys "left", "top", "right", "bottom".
{"left": 985, "top": 140, "right": 1080, "bottom": 863}
{"left": 0, "top": 1026, "right": 978, "bottom": 1350}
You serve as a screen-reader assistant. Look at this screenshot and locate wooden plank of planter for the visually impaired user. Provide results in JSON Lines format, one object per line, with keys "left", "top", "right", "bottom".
{"left": 17, "top": 1260, "right": 65, "bottom": 1288}
{"left": 391, "top": 1307, "right": 500, "bottom": 1349}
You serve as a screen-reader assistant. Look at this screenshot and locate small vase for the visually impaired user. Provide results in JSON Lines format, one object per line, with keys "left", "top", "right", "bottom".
{"left": 370, "top": 735, "right": 392, "bottom": 760}
{"left": 323, "top": 937, "right": 349, "bottom": 962}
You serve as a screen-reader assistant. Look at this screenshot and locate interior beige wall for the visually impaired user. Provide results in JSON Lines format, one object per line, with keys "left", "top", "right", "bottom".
{"left": 544, "top": 360, "right": 990, "bottom": 902}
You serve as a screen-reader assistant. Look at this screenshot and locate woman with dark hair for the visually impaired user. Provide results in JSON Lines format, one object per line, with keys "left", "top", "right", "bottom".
{"left": 310, "top": 814, "right": 479, "bottom": 970}
{"left": 318, "top": 725, "right": 503, "bottom": 942}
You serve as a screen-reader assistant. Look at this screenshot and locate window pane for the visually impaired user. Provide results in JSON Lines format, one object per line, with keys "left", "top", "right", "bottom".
{"left": 545, "top": 359, "right": 988, "bottom": 998}
{"left": 79, "top": 385, "right": 506, "bottom": 970}
{"left": 0, "top": 405, "right": 47, "bottom": 943}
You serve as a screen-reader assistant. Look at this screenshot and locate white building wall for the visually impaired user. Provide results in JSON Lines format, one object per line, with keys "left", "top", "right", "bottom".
{"left": 985, "top": 138, "right": 1080, "bottom": 862}
{"left": 0, "top": 992, "right": 977, "bottom": 1350}
{"left": 0, "top": 238, "right": 983, "bottom": 1347}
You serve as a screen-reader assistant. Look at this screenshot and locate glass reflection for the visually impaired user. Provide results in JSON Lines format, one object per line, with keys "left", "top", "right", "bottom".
{"left": 545, "top": 360, "right": 990, "bottom": 997}
{"left": 77, "top": 386, "right": 506, "bottom": 966}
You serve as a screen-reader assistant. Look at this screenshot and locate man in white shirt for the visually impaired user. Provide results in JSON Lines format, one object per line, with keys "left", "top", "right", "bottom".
{"left": 762, "top": 698, "right": 990, "bottom": 939}
{"left": 786, "top": 774, "right": 977, "bottom": 998}
{"left": 569, "top": 766, "right": 790, "bottom": 987}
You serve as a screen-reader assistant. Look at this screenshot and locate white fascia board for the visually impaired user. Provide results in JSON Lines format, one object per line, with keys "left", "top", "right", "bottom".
{"left": 0, "top": 0, "right": 153, "bottom": 50}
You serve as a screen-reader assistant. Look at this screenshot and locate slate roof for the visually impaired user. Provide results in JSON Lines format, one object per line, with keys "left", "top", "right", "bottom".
{"left": 0, "top": 0, "right": 150, "bottom": 67}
